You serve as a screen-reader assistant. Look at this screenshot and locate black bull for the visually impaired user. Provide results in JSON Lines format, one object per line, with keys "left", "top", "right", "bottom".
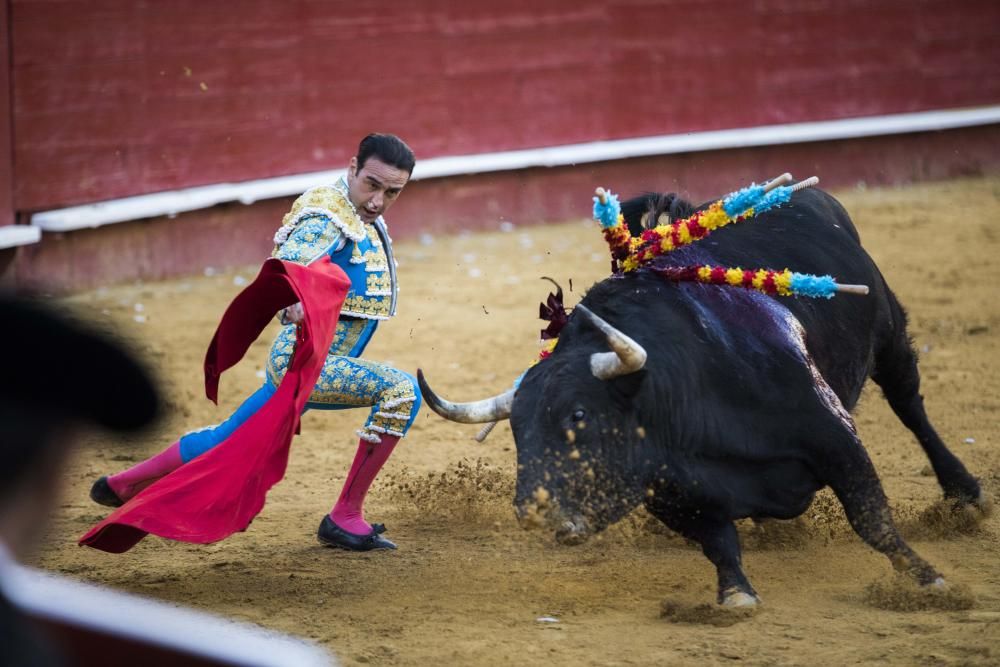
{"left": 418, "top": 187, "right": 984, "bottom": 606}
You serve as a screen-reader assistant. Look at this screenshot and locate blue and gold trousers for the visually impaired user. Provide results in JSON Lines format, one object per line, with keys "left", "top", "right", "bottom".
{"left": 179, "top": 318, "right": 421, "bottom": 462}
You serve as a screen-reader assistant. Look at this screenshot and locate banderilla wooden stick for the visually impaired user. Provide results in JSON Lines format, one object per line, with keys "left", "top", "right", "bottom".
{"left": 474, "top": 421, "right": 498, "bottom": 442}
{"left": 763, "top": 172, "right": 794, "bottom": 192}
{"left": 790, "top": 176, "right": 819, "bottom": 192}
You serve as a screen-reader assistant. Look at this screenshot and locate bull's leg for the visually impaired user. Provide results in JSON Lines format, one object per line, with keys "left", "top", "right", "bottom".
{"left": 824, "top": 435, "right": 943, "bottom": 586}
{"left": 697, "top": 522, "right": 761, "bottom": 607}
{"left": 872, "top": 326, "right": 982, "bottom": 506}
{"left": 650, "top": 507, "right": 760, "bottom": 606}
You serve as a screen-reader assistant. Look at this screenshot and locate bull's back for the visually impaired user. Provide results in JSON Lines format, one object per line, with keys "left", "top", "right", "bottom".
{"left": 668, "top": 188, "right": 896, "bottom": 407}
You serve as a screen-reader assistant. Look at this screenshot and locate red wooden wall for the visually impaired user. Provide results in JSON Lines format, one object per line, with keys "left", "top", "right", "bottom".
{"left": 1, "top": 0, "right": 13, "bottom": 228}
{"left": 9, "top": 0, "right": 1000, "bottom": 214}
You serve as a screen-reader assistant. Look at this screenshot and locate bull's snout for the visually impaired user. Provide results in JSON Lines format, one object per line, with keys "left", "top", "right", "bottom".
{"left": 514, "top": 499, "right": 548, "bottom": 530}
{"left": 515, "top": 503, "right": 592, "bottom": 545}
{"left": 514, "top": 485, "right": 554, "bottom": 530}
{"left": 554, "top": 517, "right": 592, "bottom": 546}
{"left": 514, "top": 500, "right": 593, "bottom": 546}
{"left": 515, "top": 485, "right": 592, "bottom": 544}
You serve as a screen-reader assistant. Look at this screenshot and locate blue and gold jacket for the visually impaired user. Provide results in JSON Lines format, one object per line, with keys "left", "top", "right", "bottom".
{"left": 271, "top": 177, "right": 397, "bottom": 320}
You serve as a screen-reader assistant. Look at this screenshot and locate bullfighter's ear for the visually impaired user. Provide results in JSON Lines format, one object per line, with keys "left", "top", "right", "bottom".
{"left": 609, "top": 369, "right": 647, "bottom": 402}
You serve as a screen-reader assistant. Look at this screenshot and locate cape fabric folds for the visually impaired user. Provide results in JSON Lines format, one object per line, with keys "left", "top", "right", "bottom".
{"left": 80, "top": 257, "right": 350, "bottom": 553}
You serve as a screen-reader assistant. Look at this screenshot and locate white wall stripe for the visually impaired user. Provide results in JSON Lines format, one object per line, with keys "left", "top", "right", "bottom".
{"left": 3, "top": 562, "right": 334, "bottom": 666}
{"left": 0, "top": 223, "right": 40, "bottom": 249}
{"left": 28, "top": 105, "right": 1000, "bottom": 234}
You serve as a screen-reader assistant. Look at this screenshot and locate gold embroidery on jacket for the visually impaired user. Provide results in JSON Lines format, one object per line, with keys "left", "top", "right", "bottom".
{"left": 341, "top": 293, "right": 391, "bottom": 319}
{"left": 271, "top": 186, "right": 365, "bottom": 264}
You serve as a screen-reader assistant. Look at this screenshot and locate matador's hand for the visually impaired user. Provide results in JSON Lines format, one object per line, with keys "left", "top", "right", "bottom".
{"left": 280, "top": 302, "right": 304, "bottom": 325}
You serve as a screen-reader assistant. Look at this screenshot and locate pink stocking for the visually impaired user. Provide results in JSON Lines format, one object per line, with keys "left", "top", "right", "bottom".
{"left": 330, "top": 435, "right": 400, "bottom": 535}
{"left": 107, "top": 441, "right": 183, "bottom": 502}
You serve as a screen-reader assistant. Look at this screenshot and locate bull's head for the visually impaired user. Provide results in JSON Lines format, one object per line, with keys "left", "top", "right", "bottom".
{"left": 419, "top": 304, "right": 651, "bottom": 545}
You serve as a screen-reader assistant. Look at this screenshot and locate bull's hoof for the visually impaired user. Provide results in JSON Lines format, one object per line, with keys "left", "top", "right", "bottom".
{"left": 865, "top": 574, "right": 975, "bottom": 611}
{"left": 915, "top": 492, "right": 990, "bottom": 538}
{"left": 720, "top": 588, "right": 761, "bottom": 608}
{"left": 971, "top": 491, "right": 993, "bottom": 516}
{"left": 945, "top": 489, "right": 992, "bottom": 518}
{"left": 943, "top": 477, "right": 988, "bottom": 512}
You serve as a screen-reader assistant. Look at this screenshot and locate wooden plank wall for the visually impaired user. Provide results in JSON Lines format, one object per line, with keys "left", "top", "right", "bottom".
{"left": 9, "top": 0, "right": 1000, "bottom": 213}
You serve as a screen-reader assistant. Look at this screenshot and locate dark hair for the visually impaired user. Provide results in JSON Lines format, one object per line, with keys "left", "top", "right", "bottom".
{"left": 0, "top": 294, "right": 159, "bottom": 495}
{"left": 620, "top": 192, "right": 697, "bottom": 237}
{"left": 356, "top": 133, "right": 416, "bottom": 175}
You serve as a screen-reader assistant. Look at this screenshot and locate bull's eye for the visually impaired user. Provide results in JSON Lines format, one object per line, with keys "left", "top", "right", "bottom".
{"left": 571, "top": 409, "right": 586, "bottom": 422}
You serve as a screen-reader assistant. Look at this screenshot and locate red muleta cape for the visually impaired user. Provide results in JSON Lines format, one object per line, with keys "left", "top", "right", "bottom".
{"left": 80, "top": 257, "right": 349, "bottom": 553}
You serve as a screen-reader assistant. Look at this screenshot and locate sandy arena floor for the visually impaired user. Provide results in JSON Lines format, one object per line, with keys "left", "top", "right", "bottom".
{"left": 38, "top": 175, "right": 1000, "bottom": 665}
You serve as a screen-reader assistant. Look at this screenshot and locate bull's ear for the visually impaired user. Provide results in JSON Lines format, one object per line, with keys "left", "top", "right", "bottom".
{"left": 609, "top": 369, "right": 647, "bottom": 402}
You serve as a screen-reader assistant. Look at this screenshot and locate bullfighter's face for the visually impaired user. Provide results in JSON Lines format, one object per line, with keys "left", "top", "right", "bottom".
{"left": 346, "top": 156, "right": 409, "bottom": 223}
{"left": 510, "top": 354, "right": 649, "bottom": 545}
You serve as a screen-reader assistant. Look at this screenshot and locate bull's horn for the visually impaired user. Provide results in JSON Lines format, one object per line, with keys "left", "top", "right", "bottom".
{"left": 575, "top": 304, "right": 648, "bottom": 379}
{"left": 417, "top": 369, "right": 514, "bottom": 424}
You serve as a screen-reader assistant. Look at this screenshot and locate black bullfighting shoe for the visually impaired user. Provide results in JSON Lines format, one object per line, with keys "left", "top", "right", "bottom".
{"left": 317, "top": 515, "right": 397, "bottom": 551}
{"left": 89, "top": 476, "right": 124, "bottom": 508}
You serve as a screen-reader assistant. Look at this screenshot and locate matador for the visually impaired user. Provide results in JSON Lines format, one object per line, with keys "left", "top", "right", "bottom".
{"left": 90, "top": 134, "right": 421, "bottom": 551}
